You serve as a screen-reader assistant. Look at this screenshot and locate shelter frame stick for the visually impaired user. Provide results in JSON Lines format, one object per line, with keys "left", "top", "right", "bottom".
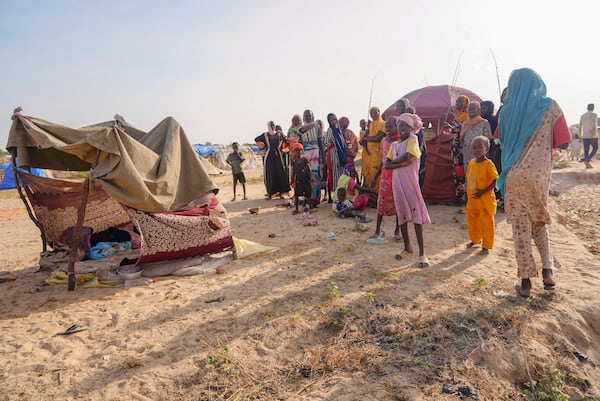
{"left": 10, "top": 152, "right": 48, "bottom": 253}
{"left": 67, "top": 149, "right": 101, "bottom": 291}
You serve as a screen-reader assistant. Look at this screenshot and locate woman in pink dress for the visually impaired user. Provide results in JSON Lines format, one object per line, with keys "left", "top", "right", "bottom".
{"left": 386, "top": 113, "right": 431, "bottom": 267}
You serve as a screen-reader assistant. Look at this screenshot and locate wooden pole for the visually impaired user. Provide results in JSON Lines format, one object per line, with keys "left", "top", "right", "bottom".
{"left": 67, "top": 149, "right": 101, "bottom": 291}
{"left": 10, "top": 151, "right": 48, "bottom": 253}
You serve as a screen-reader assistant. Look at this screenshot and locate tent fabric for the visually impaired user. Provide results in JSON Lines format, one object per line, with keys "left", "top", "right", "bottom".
{"left": 419, "top": 133, "right": 456, "bottom": 203}
{"left": 7, "top": 115, "right": 217, "bottom": 212}
{"left": 20, "top": 174, "right": 132, "bottom": 244}
{"left": 383, "top": 85, "right": 482, "bottom": 136}
{"left": 383, "top": 85, "right": 482, "bottom": 204}
{"left": 193, "top": 144, "right": 217, "bottom": 157}
{"left": 0, "top": 161, "right": 47, "bottom": 190}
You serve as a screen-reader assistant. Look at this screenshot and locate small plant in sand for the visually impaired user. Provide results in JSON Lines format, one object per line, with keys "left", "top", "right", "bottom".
{"left": 521, "top": 365, "right": 568, "bottom": 401}
{"left": 290, "top": 310, "right": 302, "bottom": 323}
{"left": 331, "top": 307, "right": 349, "bottom": 328}
{"left": 207, "top": 345, "right": 233, "bottom": 375}
{"left": 325, "top": 283, "right": 340, "bottom": 302}
{"left": 474, "top": 277, "right": 486, "bottom": 289}
{"left": 365, "top": 292, "right": 376, "bottom": 304}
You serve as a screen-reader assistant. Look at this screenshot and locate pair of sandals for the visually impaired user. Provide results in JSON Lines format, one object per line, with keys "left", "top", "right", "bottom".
{"left": 394, "top": 249, "right": 430, "bottom": 268}
{"left": 515, "top": 269, "right": 556, "bottom": 298}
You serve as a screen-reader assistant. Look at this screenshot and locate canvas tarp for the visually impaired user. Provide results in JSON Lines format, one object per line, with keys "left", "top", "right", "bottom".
{"left": 7, "top": 114, "right": 217, "bottom": 212}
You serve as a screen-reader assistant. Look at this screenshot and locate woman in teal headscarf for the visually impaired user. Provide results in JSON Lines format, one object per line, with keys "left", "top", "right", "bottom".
{"left": 497, "top": 68, "right": 571, "bottom": 297}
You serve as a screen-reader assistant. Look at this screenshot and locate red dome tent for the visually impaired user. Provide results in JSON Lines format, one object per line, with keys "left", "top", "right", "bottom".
{"left": 383, "top": 85, "right": 482, "bottom": 204}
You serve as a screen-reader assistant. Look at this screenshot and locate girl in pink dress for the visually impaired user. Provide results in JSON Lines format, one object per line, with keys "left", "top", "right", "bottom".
{"left": 370, "top": 116, "right": 401, "bottom": 239}
{"left": 386, "top": 113, "right": 431, "bottom": 267}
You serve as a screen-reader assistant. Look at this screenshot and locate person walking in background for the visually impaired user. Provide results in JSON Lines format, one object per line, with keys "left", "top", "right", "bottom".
{"left": 339, "top": 116, "right": 358, "bottom": 164}
{"left": 298, "top": 110, "right": 324, "bottom": 207}
{"left": 359, "top": 106, "right": 386, "bottom": 205}
{"left": 255, "top": 121, "right": 291, "bottom": 199}
{"left": 497, "top": 68, "right": 571, "bottom": 298}
{"left": 579, "top": 103, "right": 598, "bottom": 168}
{"left": 386, "top": 113, "right": 431, "bottom": 267}
{"left": 465, "top": 136, "right": 498, "bottom": 255}
{"left": 226, "top": 142, "right": 247, "bottom": 201}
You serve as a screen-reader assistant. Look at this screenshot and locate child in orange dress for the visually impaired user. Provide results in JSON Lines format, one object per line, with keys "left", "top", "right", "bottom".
{"left": 465, "top": 136, "right": 499, "bottom": 254}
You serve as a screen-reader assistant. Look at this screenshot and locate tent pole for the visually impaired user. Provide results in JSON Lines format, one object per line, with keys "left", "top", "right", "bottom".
{"left": 10, "top": 151, "right": 48, "bottom": 253}
{"left": 67, "top": 149, "right": 101, "bottom": 291}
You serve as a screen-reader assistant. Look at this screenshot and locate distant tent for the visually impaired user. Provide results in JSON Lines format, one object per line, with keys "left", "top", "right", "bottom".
{"left": 0, "top": 161, "right": 47, "bottom": 190}
{"left": 384, "top": 85, "right": 482, "bottom": 204}
{"left": 193, "top": 144, "right": 217, "bottom": 157}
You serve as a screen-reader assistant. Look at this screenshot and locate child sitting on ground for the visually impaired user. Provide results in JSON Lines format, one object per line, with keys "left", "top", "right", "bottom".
{"left": 333, "top": 188, "right": 370, "bottom": 222}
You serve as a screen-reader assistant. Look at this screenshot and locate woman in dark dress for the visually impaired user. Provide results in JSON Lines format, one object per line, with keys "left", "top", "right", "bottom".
{"left": 255, "top": 121, "right": 291, "bottom": 199}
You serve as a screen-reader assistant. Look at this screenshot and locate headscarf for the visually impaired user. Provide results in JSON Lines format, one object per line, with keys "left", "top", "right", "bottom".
{"left": 397, "top": 113, "right": 423, "bottom": 135}
{"left": 339, "top": 116, "right": 349, "bottom": 126}
{"left": 455, "top": 95, "right": 469, "bottom": 123}
{"left": 327, "top": 113, "right": 348, "bottom": 166}
{"left": 460, "top": 101, "right": 485, "bottom": 140}
{"left": 497, "top": 67, "right": 552, "bottom": 195}
{"left": 292, "top": 142, "right": 304, "bottom": 153}
{"left": 267, "top": 121, "right": 276, "bottom": 135}
{"left": 343, "top": 162, "right": 354, "bottom": 176}
{"left": 480, "top": 100, "right": 497, "bottom": 133}
{"left": 370, "top": 106, "right": 380, "bottom": 113}
{"left": 396, "top": 98, "right": 410, "bottom": 114}
{"left": 302, "top": 110, "right": 314, "bottom": 123}
{"left": 288, "top": 114, "right": 302, "bottom": 137}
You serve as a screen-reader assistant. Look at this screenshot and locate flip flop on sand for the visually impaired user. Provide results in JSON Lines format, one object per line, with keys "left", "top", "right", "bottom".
{"left": 394, "top": 249, "right": 414, "bottom": 260}
{"left": 416, "top": 255, "right": 430, "bottom": 268}
{"left": 542, "top": 269, "right": 556, "bottom": 291}
{"left": 514, "top": 283, "right": 531, "bottom": 298}
{"left": 366, "top": 236, "right": 387, "bottom": 245}
{"left": 55, "top": 324, "right": 86, "bottom": 336}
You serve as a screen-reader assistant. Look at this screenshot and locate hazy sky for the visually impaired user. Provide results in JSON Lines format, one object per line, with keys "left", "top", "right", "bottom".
{"left": 1, "top": 0, "right": 598, "bottom": 147}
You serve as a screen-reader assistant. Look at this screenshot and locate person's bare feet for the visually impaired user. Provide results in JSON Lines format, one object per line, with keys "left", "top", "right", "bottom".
{"left": 230, "top": 197, "right": 236, "bottom": 202}
{"left": 242, "top": 196, "right": 248, "bottom": 200}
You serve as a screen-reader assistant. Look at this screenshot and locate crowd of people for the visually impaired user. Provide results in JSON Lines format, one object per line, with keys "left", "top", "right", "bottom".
{"left": 225, "top": 67, "right": 577, "bottom": 296}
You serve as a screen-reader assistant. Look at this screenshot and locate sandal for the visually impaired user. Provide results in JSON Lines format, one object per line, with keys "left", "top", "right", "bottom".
{"left": 515, "top": 279, "right": 532, "bottom": 298}
{"left": 416, "top": 255, "right": 430, "bottom": 268}
{"left": 542, "top": 269, "right": 556, "bottom": 291}
{"left": 394, "top": 249, "right": 414, "bottom": 260}
{"left": 366, "top": 236, "right": 388, "bottom": 245}
{"left": 514, "top": 284, "right": 531, "bottom": 298}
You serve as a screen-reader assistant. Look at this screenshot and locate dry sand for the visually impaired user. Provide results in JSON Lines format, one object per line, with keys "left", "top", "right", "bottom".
{"left": 1, "top": 162, "right": 600, "bottom": 400}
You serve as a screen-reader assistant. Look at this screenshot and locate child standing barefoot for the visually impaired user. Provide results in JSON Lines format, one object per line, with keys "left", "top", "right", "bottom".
{"left": 370, "top": 117, "right": 401, "bottom": 239}
{"left": 226, "top": 142, "right": 247, "bottom": 201}
{"left": 386, "top": 113, "right": 431, "bottom": 267}
{"left": 465, "top": 136, "right": 499, "bottom": 254}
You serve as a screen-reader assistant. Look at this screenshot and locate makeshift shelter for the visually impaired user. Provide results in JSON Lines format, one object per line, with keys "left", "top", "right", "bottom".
{"left": 383, "top": 85, "right": 482, "bottom": 204}
{"left": 0, "top": 160, "right": 48, "bottom": 190}
{"left": 6, "top": 111, "right": 235, "bottom": 290}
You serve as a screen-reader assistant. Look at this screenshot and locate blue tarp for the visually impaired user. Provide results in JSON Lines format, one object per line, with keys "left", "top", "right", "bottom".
{"left": 0, "top": 161, "right": 47, "bottom": 190}
{"left": 192, "top": 144, "right": 217, "bottom": 157}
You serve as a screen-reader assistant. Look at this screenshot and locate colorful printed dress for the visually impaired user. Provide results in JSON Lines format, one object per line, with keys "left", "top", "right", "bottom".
{"left": 298, "top": 124, "right": 323, "bottom": 206}
{"left": 504, "top": 100, "right": 570, "bottom": 278}
{"left": 376, "top": 133, "right": 400, "bottom": 216}
{"left": 389, "top": 134, "right": 430, "bottom": 225}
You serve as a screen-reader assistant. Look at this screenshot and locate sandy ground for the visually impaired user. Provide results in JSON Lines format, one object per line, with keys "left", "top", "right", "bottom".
{"left": 1, "top": 161, "right": 600, "bottom": 400}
